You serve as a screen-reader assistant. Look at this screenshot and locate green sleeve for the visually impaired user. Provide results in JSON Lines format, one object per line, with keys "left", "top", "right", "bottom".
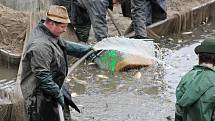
{"left": 63, "top": 40, "right": 92, "bottom": 58}
{"left": 29, "top": 43, "right": 64, "bottom": 105}
{"left": 35, "top": 71, "right": 64, "bottom": 106}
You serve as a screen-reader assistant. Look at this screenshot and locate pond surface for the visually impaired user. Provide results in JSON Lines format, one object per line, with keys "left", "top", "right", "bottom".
{"left": 0, "top": 24, "right": 214, "bottom": 121}
{"left": 68, "top": 24, "right": 215, "bottom": 121}
{"left": 0, "top": 58, "right": 18, "bottom": 81}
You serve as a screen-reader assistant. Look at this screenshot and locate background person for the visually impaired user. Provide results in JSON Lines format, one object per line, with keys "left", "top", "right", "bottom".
{"left": 129, "top": 0, "right": 167, "bottom": 38}
{"left": 175, "top": 37, "right": 215, "bottom": 121}
{"left": 53, "top": 0, "right": 113, "bottom": 42}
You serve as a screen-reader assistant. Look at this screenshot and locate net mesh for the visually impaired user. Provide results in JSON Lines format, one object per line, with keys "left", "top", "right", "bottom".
{"left": 0, "top": 0, "right": 51, "bottom": 12}
{"left": 148, "top": 1, "right": 215, "bottom": 38}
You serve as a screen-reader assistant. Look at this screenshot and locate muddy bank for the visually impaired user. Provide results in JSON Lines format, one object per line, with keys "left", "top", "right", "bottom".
{"left": 167, "top": 0, "right": 211, "bottom": 17}
{"left": 0, "top": 4, "right": 28, "bottom": 55}
{"left": 0, "top": 0, "right": 213, "bottom": 55}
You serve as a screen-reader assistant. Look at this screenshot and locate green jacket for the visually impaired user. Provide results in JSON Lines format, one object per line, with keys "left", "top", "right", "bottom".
{"left": 21, "top": 20, "right": 91, "bottom": 121}
{"left": 175, "top": 65, "right": 215, "bottom": 121}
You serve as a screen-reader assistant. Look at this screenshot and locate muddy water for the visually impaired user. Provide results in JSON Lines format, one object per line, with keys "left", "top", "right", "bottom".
{"left": 0, "top": 57, "right": 18, "bottom": 104}
{"left": 0, "top": 58, "right": 18, "bottom": 81}
{"left": 0, "top": 58, "right": 18, "bottom": 101}
{"left": 69, "top": 24, "right": 215, "bottom": 121}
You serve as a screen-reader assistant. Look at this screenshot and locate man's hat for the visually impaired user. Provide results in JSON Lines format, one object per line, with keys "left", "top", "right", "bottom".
{"left": 195, "top": 37, "right": 215, "bottom": 54}
{"left": 46, "top": 5, "right": 70, "bottom": 24}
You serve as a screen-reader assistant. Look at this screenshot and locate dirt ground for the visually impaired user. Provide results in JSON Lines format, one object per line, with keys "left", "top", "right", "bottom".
{"left": 0, "top": 4, "right": 28, "bottom": 54}
{"left": 0, "top": 0, "right": 212, "bottom": 54}
{"left": 167, "top": 0, "right": 210, "bottom": 17}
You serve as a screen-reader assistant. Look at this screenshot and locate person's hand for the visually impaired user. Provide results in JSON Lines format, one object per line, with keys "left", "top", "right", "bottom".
{"left": 56, "top": 90, "right": 65, "bottom": 107}
{"left": 87, "top": 50, "right": 104, "bottom": 61}
{"left": 62, "top": 84, "right": 81, "bottom": 113}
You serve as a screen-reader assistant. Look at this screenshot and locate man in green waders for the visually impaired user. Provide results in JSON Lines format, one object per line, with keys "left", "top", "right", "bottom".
{"left": 21, "top": 5, "right": 92, "bottom": 121}
{"left": 175, "top": 37, "right": 215, "bottom": 121}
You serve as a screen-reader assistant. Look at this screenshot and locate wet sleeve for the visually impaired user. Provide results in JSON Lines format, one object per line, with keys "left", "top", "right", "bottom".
{"left": 29, "top": 43, "right": 63, "bottom": 102}
{"left": 63, "top": 40, "right": 92, "bottom": 58}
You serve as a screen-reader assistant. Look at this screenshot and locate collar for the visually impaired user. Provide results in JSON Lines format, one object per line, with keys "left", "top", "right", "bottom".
{"left": 38, "top": 20, "right": 59, "bottom": 38}
{"left": 193, "top": 64, "right": 215, "bottom": 72}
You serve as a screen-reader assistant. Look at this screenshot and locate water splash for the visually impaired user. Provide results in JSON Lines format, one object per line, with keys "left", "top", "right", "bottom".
{"left": 93, "top": 37, "right": 162, "bottom": 63}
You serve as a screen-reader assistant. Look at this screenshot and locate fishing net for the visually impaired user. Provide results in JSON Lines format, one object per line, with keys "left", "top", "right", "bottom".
{"left": 152, "top": 1, "right": 215, "bottom": 37}
{"left": 0, "top": 0, "right": 51, "bottom": 12}
{"left": 93, "top": 37, "right": 160, "bottom": 72}
{"left": 125, "top": 0, "right": 215, "bottom": 39}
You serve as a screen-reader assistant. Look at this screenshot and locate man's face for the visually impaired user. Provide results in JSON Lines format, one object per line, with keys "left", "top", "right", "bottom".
{"left": 50, "top": 22, "right": 68, "bottom": 37}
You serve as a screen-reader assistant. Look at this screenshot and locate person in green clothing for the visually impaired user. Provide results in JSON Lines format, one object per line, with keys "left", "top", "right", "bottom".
{"left": 21, "top": 5, "right": 92, "bottom": 121}
{"left": 175, "top": 37, "right": 215, "bottom": 121}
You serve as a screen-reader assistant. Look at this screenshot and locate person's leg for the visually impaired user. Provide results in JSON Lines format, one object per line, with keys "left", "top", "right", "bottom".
{"left": 121, "top": 0, "right": 131, "bottom": 17}
{"left": 151, "top": 0, "right": 167, "bottom": 23}
{"left": 131, "top": 0, "right": 147, "bottom": 38}
{"left": 52, "top": 0, "right": 72, "bottom": 14}
{"left": 74, "top": 24, "right": 91, "bottom": 42}
{"left": 145, "top": 0, "right": 152, "bottom": 26}
{"left": 79, "top": 0, "right": 109, "bottom": 42}
{"left": 71, "top": 0, "right": 91, "bottom": 42}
